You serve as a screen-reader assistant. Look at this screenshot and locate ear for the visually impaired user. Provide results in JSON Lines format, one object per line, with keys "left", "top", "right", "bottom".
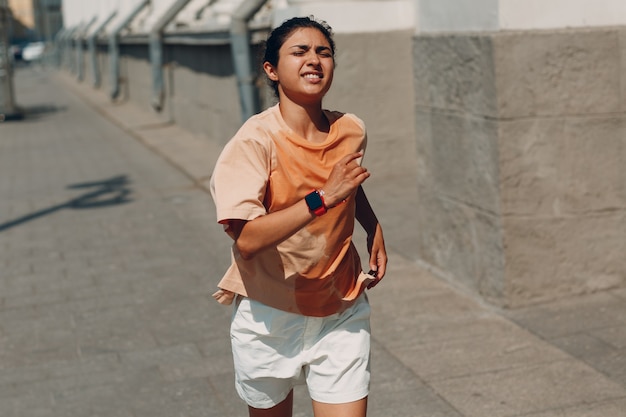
{"left": 263, "top": 62, "right": 279, "bottom": 81}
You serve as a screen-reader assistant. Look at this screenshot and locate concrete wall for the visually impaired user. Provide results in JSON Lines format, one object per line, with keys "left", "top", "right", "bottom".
{"left": 327, "top": 31, "right": 417, "bottom": 179}
{"left": 496, "top": 29, "right": 626, "bottom": 306}
{"left": 166, "top": 43, "right": 241, "bottom": 146}
{"left": 414, "top": 27, "right": 626, "bottom": 307}
{"left": 83, "top": 40, "right": 246, "bottom": 144}
{"left": 327, "top": 31, "right": 420, "bottom": 260}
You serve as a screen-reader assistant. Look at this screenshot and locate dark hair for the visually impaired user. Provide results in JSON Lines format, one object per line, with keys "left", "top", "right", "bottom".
{"left": 262, "top": 16, "right": 336, "bottom": 97}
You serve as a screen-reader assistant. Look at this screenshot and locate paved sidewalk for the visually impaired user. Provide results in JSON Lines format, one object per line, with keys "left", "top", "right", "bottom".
{"left": 1, "top": 66, "right": 626, "bottom": 417}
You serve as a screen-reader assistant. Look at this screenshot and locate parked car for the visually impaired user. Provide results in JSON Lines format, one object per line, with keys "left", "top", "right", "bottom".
{"left": 22, "top": 42, "right": 45, "bottom": 61}
{"left": 10, "top": 44, "right": 23, "bottom": 61}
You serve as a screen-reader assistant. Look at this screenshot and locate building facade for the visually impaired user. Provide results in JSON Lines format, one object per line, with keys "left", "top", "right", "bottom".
{"left": 8, "top": 0, "right": 62, "bottom": 42}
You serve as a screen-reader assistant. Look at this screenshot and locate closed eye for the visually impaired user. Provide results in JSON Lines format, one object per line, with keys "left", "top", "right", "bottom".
{"left": 289, "top": 45, "right": 333, "bottom": 58}
{"left": 316, "top": 46, "right": 332, "bottom": 57}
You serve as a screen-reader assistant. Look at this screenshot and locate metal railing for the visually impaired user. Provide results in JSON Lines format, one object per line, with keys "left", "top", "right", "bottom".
{"left": 57, "top": 0, "right": 271, "bottom": 121}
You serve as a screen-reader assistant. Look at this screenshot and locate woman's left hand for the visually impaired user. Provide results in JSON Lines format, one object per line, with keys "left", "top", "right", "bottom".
{"left": 367, "top": 223, "right": 387, "bottom": 288}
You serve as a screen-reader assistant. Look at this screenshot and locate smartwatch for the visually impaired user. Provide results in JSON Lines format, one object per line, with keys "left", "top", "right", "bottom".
{"left": 305, "top": 190, "right": 327, "bottom": 216}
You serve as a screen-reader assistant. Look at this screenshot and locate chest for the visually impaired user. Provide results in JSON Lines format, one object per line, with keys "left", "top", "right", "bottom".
{"left": 265, "top": 129, "right": 364, "bottom": 210}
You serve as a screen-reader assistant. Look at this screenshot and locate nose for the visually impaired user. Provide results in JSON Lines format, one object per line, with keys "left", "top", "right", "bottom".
{"left": 306, "top": 50, "right": 320, "bottom": 65}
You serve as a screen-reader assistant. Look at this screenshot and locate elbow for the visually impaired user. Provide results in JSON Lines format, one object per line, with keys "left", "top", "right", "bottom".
{"left": 238, "top": 249, "right": 255, "bottom": 261}
{"left": 235, "top": 240, "right": 257, "bottom": 260}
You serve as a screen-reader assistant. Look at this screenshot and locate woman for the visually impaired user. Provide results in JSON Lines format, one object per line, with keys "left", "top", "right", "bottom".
{"left": 210, "top": 16, "right": 387, "bottom": 417}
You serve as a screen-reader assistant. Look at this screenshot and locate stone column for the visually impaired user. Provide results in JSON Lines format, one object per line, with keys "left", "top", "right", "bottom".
{"left": 414, "top": 0, "right": 626, "bottom": 307}
{"left": 275, "top": 0, "right": 414, "bottom": 33}
{"left": 0, "top": 0, "right": 20, "bottom": 120}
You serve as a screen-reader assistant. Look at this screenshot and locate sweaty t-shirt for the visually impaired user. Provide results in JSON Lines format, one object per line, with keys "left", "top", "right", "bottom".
{"left": 210, "top": 104, "right": 371, "bottom": 317}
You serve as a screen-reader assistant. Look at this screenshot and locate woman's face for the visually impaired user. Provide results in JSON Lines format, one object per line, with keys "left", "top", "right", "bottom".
{"left": 264, "top": 27, "right": 335, "bottom": 104}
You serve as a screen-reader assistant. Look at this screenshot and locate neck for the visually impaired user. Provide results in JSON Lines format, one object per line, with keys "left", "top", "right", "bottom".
{"left": 278, "top": 99, "right": 329, "bottom": 143}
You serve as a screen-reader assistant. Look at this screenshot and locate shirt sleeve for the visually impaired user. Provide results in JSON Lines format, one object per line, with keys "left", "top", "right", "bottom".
{"left": 210, "top": 131, "right": 271, "bottom": 224}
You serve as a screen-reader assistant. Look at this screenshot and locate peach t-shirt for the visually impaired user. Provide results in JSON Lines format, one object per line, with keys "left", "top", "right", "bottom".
{"left": 210, "top": 104, "right": 373, "bottom": 317}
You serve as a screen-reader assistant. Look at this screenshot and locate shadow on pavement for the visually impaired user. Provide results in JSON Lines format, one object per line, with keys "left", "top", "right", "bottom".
{"left": 0, "top": 175, "right": 133, "bottom": 232}
{"left": 0, "top": 104, "right": 67, "bottom": 122}
{"left": 22, "top": 103, "right": 68, "bottom": 120}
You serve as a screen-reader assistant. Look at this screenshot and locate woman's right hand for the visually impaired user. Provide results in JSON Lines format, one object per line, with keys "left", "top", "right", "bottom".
{"left": 232, "top": 152, "right": 370, "bottom": 260}
{"left": 322, "top": 152, "right": 370, "bottom": 208}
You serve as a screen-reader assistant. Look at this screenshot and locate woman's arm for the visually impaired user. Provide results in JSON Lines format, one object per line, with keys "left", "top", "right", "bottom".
{"left": 231, "top": 152, "right": 370, "bottom": 259}
{"left": 226, "top": 200, "right": 314, "bottom": 260}
{"left": 355, "top": 185, "right": 388, "bottom": 284}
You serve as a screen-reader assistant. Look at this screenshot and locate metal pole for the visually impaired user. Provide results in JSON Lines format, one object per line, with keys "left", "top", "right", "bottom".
{"left": 149, "top": 0, "right": 193, "bottom": 112}
{"left": 89, "top": 11, "right": 117, "bottom": 88}
{"left": 0, "top": 0, "right": 21, "bottom": 121}
{"left": 109, "top": 0, "right": 150, "bottom": 100}
{"left": 230, "top": 0, "right": 267, "bottom": 122}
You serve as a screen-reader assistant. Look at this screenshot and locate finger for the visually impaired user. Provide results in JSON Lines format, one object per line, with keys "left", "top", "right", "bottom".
{"left": 376, "top": 262, "right": 386, "bottom": 280}
{"left": 345, "top": 158, "right": 366, "bottom": 171}
{"left": 369, "top": 254, "right": 383, "bottom": 278}
{"left": 377, "top": 251, "right": 388, "bottom": 276}
{"left": 338, "top": 152, "right": 363, "bottom": 166}
{"left": 346, "top": 164, "right": 368, "bottom": 179}
{"left": 353, "top": 169, "right": 370, "bottom": 184}
{"left": 367, "top": 251, "right": 387, "bottom": 288}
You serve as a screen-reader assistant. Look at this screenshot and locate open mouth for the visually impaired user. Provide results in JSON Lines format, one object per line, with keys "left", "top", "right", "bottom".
{"left": 303, "top": 73, "right": 323, "bottom": 79}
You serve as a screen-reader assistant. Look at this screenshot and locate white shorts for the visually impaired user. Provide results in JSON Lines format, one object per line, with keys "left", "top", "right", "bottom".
{"left": 230, "top": 294, "right": 371, "bottom": 409}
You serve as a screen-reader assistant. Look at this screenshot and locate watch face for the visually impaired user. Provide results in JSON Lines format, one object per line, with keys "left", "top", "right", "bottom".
{"left": 305, "top": 191, "right": 324, "bottom": 210}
